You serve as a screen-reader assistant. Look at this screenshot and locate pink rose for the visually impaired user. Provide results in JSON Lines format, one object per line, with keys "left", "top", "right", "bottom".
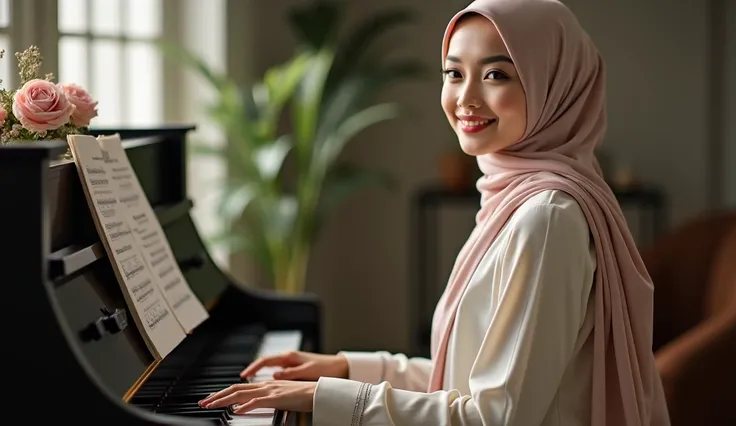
{"left": 0, "top": 107, "right": 6, "bottom": 126}
{"left": 58, "top": 83, "right": 98, "bottom": 127}
{"left": 12, "top": 79, "right": 75, "bottom": 133}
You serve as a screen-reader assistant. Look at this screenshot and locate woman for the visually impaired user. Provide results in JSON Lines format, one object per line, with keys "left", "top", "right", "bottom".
{"left": 199, "top": 0, "right": 671, "bottom": 424}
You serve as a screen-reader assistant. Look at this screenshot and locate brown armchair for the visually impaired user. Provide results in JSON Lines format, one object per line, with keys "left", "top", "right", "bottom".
{"left": 641, "top": 211, "right": 736, "bottom": 426}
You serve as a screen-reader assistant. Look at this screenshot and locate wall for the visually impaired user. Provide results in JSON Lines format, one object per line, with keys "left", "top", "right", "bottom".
{"left": 724, "top": 0, "right": 736, "bottom": 207}
{"left": 223, "top": 0, "right": 715, "bottom": 355}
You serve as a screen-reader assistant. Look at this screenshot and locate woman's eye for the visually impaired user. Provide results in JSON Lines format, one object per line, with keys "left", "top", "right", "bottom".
{"left": 442, "top": 69, "right": 462, "bottom": 79}
{"left": 485, "top": 70, "right": 508, "bottom": 80}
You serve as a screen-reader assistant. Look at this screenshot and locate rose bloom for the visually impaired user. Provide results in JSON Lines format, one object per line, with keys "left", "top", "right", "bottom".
{"left": 12, "top": 79, "right": 75, "bottom": 133}
{"left": 58, "top": 83, "right": 98, "bottom": 127}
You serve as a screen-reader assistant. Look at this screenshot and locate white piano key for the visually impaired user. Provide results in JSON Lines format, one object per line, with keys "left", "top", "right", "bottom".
{"left": 225, "top": 330, "right": 303, "bottom": 424}
{"left": 228, "top": 413, "right": 275, "bottom": 425}
{"left": 248, "top": 330, "right": 303, "bottom": 377}
{"left": 256, "top": 330, "right": 303, "bottom": 357}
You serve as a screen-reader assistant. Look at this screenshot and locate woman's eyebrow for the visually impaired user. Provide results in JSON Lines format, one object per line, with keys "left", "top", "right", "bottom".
{"left": 445, "top": 54, "right": 514, "bottom": 65}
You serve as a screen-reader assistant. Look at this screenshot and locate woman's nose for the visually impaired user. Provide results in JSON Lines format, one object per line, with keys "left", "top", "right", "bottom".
{"left": 457, "top": 83, "right": 481, "bottom": 109}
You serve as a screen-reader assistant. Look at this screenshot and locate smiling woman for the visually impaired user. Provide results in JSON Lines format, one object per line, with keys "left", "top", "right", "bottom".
{"left": 440, "top": 12, "right": 527, "bottom": 156}
{"left": 197, "top": 1, "right": 672, "bottom": 425}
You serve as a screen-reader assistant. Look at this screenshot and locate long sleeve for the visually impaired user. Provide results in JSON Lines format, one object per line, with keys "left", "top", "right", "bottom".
{"left": 338, "top": 351, "right": 433, "bottom": 391}
{"left": 312, "top": 199, "right": 596, "bottom": 426}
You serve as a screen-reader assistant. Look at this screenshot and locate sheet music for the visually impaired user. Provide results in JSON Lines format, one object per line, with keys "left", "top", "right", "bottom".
{"left": 97, "top": 134, "right": 209, "bottom": 333}
{"left": 67, "top": 134, "right": 185, "bottom": 359}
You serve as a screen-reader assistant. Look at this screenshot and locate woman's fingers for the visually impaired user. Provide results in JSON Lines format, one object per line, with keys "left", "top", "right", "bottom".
{"left": 200, "top": 380, "right": 317, "bottom": 414}
{"left": 239, "top": 351, "right": 301, "bottom": 379}
{"left": 199, "top": 383, "right": 264, "bottom": 409}
{"left": 273, "top": 362, "right": 313, "bottom": 380}
{"left": 232, "top": 397, "right": 269, "bottom": 415}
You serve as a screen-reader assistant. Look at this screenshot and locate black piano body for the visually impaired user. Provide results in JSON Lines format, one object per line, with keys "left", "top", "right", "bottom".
{"left": 0, "top": 126, "right": 321, "bottom": 425}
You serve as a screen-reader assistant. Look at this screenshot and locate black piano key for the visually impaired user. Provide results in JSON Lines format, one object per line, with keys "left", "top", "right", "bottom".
{"left": 159, "top": 410, "right": 228, "bottom": 423}
{"left": 129, "top": 323, "right": 274, "bottom": 424}
{"left": 177, "top": 377, "right": 240, "bottom": 385}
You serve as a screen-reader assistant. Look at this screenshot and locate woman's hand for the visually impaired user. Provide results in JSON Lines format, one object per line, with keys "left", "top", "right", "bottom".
{"left": 198, "top": 380, "right": 317, "bottom": 414}
{"left": 239, "top": 351, "right": 349, "bottom": 381}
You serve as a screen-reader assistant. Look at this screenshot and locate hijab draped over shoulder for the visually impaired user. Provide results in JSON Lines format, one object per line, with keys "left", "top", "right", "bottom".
{"left": 428, "top": 1, "right": 671, "bottom": 425}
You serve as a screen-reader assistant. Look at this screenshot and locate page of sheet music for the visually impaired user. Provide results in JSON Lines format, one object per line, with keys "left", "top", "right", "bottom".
{"left": 68, "top": 134, "right": 186, "bottom": 359}
{"left": 97, "top": 134, "right": 209, "bottom": 333}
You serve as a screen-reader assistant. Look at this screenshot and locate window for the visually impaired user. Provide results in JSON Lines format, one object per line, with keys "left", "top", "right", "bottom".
{"left": 0, "top": 0, "right": 11, "bottom": 89}
{"left": 57, "top": 0, "right": 163, "bottom": 127}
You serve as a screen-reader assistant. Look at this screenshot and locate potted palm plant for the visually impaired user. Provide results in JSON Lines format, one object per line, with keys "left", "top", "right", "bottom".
{"left": 161, "top": 1, "right": 424, "bottom": 294}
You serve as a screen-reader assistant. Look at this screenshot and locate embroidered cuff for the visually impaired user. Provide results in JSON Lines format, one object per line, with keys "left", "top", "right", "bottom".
{"left": 338, "top": 351, "right": 384, "bottom": 384}
{"left": 313, "top": 377, "right": 373, "bottom": 426}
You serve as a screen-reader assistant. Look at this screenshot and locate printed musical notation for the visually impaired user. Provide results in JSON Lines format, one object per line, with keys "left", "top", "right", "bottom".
{"left": 99, "top": 136, "right": 209, "bottom": 334}
{"left": 67, "top": 134, "right": 190, "bottom": 360}
{"left": 144, "top": 302, "right": 170, "bottom": 329}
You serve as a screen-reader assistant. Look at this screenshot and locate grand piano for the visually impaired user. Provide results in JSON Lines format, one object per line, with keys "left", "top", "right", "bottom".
{"left": 0, "top": 126, "right": 321, "bottom": 425}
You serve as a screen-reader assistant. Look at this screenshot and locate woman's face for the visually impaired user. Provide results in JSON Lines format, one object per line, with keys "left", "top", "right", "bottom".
{"left": 441, "top": 15, "right": 527, "bottom": 156}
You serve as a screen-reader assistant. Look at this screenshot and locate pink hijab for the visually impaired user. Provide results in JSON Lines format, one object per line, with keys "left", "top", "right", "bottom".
{"left": 428, "top": 0, "right": 670, "bottom": 425}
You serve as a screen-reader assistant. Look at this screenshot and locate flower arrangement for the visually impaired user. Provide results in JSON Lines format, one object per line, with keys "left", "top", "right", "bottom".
{"left": 0, "top": 45, "right": 98, "bottom": 152}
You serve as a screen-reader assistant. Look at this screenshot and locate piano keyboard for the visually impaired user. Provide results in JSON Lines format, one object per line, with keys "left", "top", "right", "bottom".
{"left": 130, "top": 324, "right": 303, "bottom": 425}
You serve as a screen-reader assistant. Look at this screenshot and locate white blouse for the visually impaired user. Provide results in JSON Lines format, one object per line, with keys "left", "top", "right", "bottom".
{"left": 312, "top": 190, "right": 597, "bottom": 426}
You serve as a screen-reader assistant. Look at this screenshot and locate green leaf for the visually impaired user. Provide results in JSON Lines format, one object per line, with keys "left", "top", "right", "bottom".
{"left": 287, "top": 0, "right": 343, "bottom": 50}
{"left": 156, "top": 39, "right": 237, "bottom": 95}
{"left": 263, "top": 52, "right": 312, "bottom": 110}
{"left": 266, "top": 195, "right": 299, "bottom": 242}
{"left": 316, "top": 60, "right": 425, "bottom": 144}
{"left": 325, "top": 8, "right": 416, "bottom": 96}
{"left": 217, "top": 183, "right": 258, "bottom": 224}
{"left": 253, "top": 135, "right": 293, "bottom": 181}
{"left": 316, "top": 73, "right": 372, "bottom": 143}
{"left": 293, "top": 49, "right": 336, "bottom": 152}
{"left": 206, "top": 231, "right": 250, "bottom": 254}
{"left": 244, "top": 84, "right": 266, "bottom": 123}
{"left": 316, "top": 102, "right": 400, "bottom": 172}
{"left": 257, "top": 52, "right": 313, "bottom": 140}
{"left": 207, "top": 225, "right": 273, "bottom": 275}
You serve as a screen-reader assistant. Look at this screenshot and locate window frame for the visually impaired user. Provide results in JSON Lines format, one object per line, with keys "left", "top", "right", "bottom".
{"left": 13, "top": 0, "right": 230, "bottom": 267}
{"left": 9, "top": 0, "right": 181, "bottom": 126}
